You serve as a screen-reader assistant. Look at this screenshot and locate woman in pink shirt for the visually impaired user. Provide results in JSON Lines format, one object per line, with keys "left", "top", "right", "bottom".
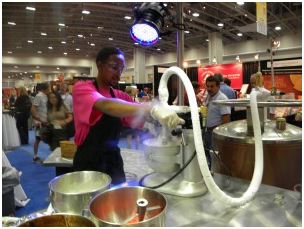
{"left": 72, "top": 47, "right": 184, "bottom": 185}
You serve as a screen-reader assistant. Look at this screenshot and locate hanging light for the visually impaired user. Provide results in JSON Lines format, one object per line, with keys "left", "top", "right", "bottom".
{"left": 212, "top": 56, "right": 217, "bottom": 65}
{"left": 236, "top": 55, "right": 240, "bottom": 62}
{"left": 130, "top": 3, "right": 167, "bottom": 46}
{"left": 254, "top": 54, "right": 259, "bottom": 60}
{"left": 196, "top": 59, "right": 201, "bottom": 65}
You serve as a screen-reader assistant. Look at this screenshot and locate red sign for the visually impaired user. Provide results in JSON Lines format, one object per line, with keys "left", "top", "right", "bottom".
{"left": 198, "top": 63, "right": 243, "bottom": 90}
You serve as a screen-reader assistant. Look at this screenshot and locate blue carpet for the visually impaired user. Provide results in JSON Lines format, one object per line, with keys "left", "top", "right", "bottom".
{"left": 5, "top": 149, "right": 55, "bottom": 217}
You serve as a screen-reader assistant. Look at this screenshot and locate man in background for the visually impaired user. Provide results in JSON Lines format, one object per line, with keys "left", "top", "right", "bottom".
{"left": 60, "top": 82, "right": 73, "bottom": 111}
{"left": 204, "top": 75, "right": 230, "bottom": 169}
{"left": 30, "top": 81, "right": 51, "bottom": 163}
{"left": 214, "top": 73, "right": 236, "bottom": 99}
{"left": 250, "top": 73, "right": 275, "bottom": 120}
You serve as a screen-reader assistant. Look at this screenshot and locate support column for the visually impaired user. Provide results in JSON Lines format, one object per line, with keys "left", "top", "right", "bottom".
{"left": 134, "top": 47, "right": 146, "bottom": 83}
{"left": 208, "top": 32, "right": 223, "bottom": 65}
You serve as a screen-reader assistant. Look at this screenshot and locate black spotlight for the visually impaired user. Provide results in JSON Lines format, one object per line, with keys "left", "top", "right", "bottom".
{"left": 130, "top": 3, "right": 166, "bottom": 46}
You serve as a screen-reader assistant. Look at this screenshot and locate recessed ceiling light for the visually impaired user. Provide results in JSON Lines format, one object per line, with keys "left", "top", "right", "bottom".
{"left": 184, "top": 30, "right": 190, "bottom": 33}
{"left": 26, "top": 6, "right": 36, "bottom": 11}
{"left": 192, "top": 13, "right": 199, "bottom": 17}
{"left": 237, "top": 2, "right": 244, "bottom": 5}
{"left": 37, "top": 51, "right": 42, "bottom": 53}
{"left": 124, "top": 16, "right": 132, "bottom": 20}
{"left": 78, "top": 34, "right": 83, "bottom": 38}
{"left": 82, "top": 10, "right": 90, "bottom": 14}
{"left": 8, "top": 51, "right": 12, "bottom": 54}
{"left": 237, "top": 33, "right": 242, "bottom": 36}
{"left": 57, "top": 68, "right": 60, "bottom": 70}
{"left": 61, "top": 41, "right": 66, "bottom": 44}
{"left": 8, "top": 22, "right": 16, "bottom": 25}
{"left": 76, "top": 48, "right": 80, "bottom": 51}
{"left": 108, "top": 38, "right": 113, "bottom": 41}
{"left": 28, "top": 40, "right": 33, "bottom": 43}
{"left": 58, "top": 23, "right": 65, "bottom": 27}
{"left": 90, "top": 43, "right": 95, "bottom": 46}
{"left": 63, "top": 52, "right": 67, "bottom": 55}
{"left": 206, "top": 39, "right": 209, "bottom": 42}
{"left": 275, "top": 26, "right": 281, "bottom": 30}
{"left": 218, "top": 22, "right": 224, "bottom": 27}
{"left": 41, "top": 32, "right": 47, "bottom": 36}
{"left": 134, "top": 43, "right": 139, "bottom": 45}
{"left": 48, "top": 47, "right": 53, "bottom": 49}
{"left": 157, "top": 48, "right": 161, "bottom": 51}
{"left": 98, "top": 26, "right": 103, "bottom": 30}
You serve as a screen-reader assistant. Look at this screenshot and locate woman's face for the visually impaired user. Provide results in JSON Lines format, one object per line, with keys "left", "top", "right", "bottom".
{"left": 49, "top": 93, "right": 58, "bottom": 106}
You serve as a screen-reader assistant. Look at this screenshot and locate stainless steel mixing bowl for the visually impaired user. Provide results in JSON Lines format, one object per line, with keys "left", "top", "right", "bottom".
{"left": 87, "top": 186, "right": 167, "bottom": 227}
{"left": 49, "top": 171, "right": 111, "bottom": 215}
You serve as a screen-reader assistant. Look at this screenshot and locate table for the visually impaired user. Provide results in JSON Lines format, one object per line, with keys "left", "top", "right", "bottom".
{"left": 43, "top": 147, "right": 73, "bottom": 176}
{"left": 2, "top": 110, "right": 20, "bottom": 149}
{"left": 42, "top": 147, "right": 302, "bottom": 226}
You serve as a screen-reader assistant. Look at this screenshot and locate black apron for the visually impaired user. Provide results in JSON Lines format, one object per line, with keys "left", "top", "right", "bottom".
{"left": 73, "top": 81, "right": 125, "bottom": 185}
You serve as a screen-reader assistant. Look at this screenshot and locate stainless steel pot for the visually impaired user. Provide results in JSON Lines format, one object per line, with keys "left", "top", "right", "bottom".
{"left": 49, "top": 171, "right": 111, "bottom": 215}
{"left": 18, "top": 213, "right": 96, "bottom": 227}
{"left": 87, "top": 186, "right": 167, "bottom": 227}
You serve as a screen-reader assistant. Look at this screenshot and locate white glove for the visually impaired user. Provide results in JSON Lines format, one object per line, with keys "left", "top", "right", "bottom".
{"left": 151, "top": 105, "right": 185, "bottom": 128}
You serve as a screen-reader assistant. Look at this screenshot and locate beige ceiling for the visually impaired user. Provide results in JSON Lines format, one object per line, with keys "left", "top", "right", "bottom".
{"left": 2, "top": 2, "right": 302, "bottom": 80}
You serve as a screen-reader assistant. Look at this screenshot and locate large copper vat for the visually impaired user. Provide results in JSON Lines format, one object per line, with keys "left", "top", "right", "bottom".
{"left": 213, "top": 120, "right": 302, "bottom": 190}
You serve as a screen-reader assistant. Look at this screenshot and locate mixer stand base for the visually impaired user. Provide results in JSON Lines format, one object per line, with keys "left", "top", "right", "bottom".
{"left": 141, "top": 173, "right": 208, "bottom": 197}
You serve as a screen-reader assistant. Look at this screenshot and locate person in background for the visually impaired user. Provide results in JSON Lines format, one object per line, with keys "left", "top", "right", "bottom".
{"left": 250, "top": 73, "right": 275, "bottom": 120}
{"left": 173, "top": 81, "right": 204, "bottom": 107}
{"left": 27, "top": 90, "right": 35, "bottom": 130}
{"left": 224, "top": 77, "right": 231, "bottom": 87}
{"left": 30, "top": 81, "right": 51, "bottom": 163}
{"left": 14, "top": 86, "right": 32, "bottom": 145}
{"left": 47, "top": 90, "right": 73, "bottom": 151}
{"left": 60, "top": 82, "right": 73, "bottom": 112}
{"left": 204, "top": 75, "right": 231, "bottom": 169}
{"left": 9, "top": 94, "right": 16, "bottom": 108}
{"left": 137, "top": 88, "right": 147, "bottom": 98}
{"left": 214, "top": 73, "right": 236, "bottom": 100}
{"left": 72, "top": 46, "right": 183, "bottom": 185}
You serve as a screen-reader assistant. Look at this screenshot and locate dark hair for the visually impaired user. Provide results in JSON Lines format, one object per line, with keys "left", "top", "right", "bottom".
{"left": 205, "top": 75, "right": 220, "bottom": 86}
{"left": 224, "top": 77, "right": 231, "bottom": 86}
{"left": 40, "top": 81, "right": 50, "bottom": 91}
{"left": 95, "top": 47, "right": 124, "bottom": 65}
{"left": 213, "top": 73, "right": 224, "bottom": 82}
{"left": 27, "top": 90, "right": 32, "bottom": 95}
{"left": 192, "top": 81, "right": 201, "bottom": 89}
{"left": 47, "top": 90, "right": 64, "bottom": 111}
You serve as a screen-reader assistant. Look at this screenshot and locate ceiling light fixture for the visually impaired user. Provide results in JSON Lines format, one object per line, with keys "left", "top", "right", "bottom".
{"left": 237, "top": 33, "right": 242, "bottom": 36}
{"left": 196, "top": 59, "right": 201, "bottom": 65}
{"left": 218, "top": 22, "right": 224, "bottom": 27}
{"left": 82, "top": 10, "right": 90, "bottom": 14}
{"left": 8, "top": 22, "right": 16, "bottom": 25}
{"left": 26, "top": 6, "right": 36, "bottom": 11}
{"left": 130, "top": 3, "right": 167, "bottom": 46}
{"left": 275, "top": 26, "right": 281, "bottom": 30}
{"left": 58, "top": 23, "right": 65, "bottom": 27}
{"left": 27, "top": 40, "right": 33, "bottom": 43}
{"left": 124, "top": 16, "right": 132, "bottom": 20}
{"left": 192, "top": 12, "right": 199, "bottom": 17}
{"left": 41, "top": 32, "right": 47, "bottom": 36}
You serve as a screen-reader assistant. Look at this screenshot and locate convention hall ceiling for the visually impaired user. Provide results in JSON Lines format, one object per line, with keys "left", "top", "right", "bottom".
{"left": 2, "top": 2, "right": 302, "bottom": 80}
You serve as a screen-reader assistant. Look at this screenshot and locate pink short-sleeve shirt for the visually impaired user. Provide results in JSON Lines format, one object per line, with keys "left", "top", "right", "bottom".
{"left": 72, "top": 81, "right": 144, "bottom": 146}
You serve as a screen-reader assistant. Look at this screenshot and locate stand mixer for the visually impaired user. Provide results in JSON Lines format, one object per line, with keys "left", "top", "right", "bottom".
{"left": 141, "top": 112, "right": 208, "bottom": 197}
